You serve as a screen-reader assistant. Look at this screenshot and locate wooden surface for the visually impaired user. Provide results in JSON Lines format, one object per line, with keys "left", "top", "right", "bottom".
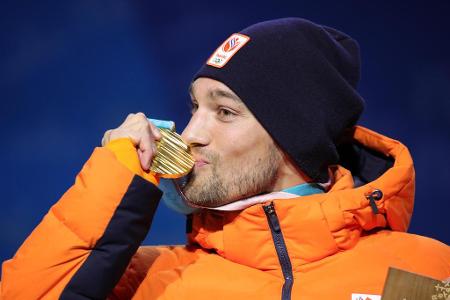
{"left": 381, "top": 267, "right": 449, "bottom": 300}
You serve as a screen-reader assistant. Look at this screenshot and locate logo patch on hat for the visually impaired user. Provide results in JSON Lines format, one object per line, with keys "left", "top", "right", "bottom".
{"left": 206, "top": 33, "right": 250, "bottom": 68}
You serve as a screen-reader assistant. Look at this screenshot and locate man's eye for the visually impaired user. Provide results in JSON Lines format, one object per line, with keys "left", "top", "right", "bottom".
{"left": 217, "top": 107, "right": 237, "bottom": 121}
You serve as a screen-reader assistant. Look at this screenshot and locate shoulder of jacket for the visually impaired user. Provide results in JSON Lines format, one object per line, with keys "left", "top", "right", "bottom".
{"left": 359, "top": 230, "right": 450, "bottom": 279}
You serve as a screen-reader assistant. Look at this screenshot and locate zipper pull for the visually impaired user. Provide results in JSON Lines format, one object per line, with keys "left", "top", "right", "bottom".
{"left": 263, "top": 202, "right": 281, "bottom": 233}
{"left": 366, "top": 189, "right": 383, "bottom": 214}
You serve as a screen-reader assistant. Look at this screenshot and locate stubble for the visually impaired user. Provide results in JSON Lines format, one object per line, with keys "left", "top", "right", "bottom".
{"left": 182, "top": 144, "right": 282, "bottom": 208}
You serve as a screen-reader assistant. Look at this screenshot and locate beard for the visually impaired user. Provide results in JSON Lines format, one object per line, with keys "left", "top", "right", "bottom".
{"left": 181, "top": 144, "right": 282, "bottom": 208}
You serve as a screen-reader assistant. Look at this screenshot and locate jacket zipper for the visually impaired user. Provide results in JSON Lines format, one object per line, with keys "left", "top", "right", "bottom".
{"left": 263, "top": 202, "right": 294, "bottom": 300}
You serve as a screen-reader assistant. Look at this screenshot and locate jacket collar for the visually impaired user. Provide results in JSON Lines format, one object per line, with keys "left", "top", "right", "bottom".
{"left": 187, "top": 126, "right": 415, "bottom": 272}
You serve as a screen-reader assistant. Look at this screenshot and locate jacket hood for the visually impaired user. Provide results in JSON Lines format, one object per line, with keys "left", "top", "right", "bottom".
{"left": 187, "top": 125, "right": 415, "bottom": 273}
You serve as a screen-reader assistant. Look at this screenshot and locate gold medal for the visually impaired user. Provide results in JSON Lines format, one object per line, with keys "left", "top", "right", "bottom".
{"left": 150, "top": 126, "right": 194, "bottom": 179}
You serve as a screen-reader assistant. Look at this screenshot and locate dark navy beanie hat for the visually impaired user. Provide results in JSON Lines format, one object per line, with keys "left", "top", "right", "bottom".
{"left": 193, "top": 17, "right": 365, "bottom": 182}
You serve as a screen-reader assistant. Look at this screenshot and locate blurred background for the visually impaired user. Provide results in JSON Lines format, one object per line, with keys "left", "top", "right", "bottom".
{"left": 1, "top": 1, "right": 449, "bottom": 264}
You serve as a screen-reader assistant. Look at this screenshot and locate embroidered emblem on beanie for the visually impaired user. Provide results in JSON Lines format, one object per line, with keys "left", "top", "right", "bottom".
{"left": 207, "top": 33, "right": 250, "bottom": 68}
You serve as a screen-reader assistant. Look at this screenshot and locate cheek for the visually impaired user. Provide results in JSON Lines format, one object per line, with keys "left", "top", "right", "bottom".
{"left": 213, "top": 122, "right": 272, "bottom": 162}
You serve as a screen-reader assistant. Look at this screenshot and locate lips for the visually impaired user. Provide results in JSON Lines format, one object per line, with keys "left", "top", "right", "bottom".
{"left": 192, "top": 154, "right": 209, "bottom": 168}
{"left": 194, "top": 160, "right": 208, "bottom": 168}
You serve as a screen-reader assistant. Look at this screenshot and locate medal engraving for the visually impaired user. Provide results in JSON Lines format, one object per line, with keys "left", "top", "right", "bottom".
{"left": 150, "top": 128, "right": 194, "bottom": 178}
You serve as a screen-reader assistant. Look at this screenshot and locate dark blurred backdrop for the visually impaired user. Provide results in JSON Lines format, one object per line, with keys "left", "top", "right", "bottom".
{"left": 1, "top": 1, "right": 449, "bottom": 264}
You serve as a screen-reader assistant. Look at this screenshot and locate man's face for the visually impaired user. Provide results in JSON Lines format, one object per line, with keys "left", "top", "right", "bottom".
{"left": 180, "top": 77, "right": 282, "bottom": 207}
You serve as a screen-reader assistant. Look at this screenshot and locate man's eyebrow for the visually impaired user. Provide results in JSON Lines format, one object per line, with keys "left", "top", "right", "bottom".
{"left": 188, "top": 82, "right": 243, "bottom": 104}
{"left": 209, "top": 88, "right": 243, "bottom": 104}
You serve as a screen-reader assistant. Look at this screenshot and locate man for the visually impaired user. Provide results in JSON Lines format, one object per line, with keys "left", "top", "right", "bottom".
{"left": 1, "top": 17, "right": 449, "bottom": 300}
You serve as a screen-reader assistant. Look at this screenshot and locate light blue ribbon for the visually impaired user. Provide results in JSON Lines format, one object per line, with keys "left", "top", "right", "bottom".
{"left": 148, "top": 118, "right": 175, "bottom": 131}
{"left": 282, "top": 183, "right": 325, "bottom": 196}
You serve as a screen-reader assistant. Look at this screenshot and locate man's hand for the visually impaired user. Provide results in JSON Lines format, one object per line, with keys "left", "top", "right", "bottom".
{"left": 102, "top": 113, "right": 162, "bottom": 171}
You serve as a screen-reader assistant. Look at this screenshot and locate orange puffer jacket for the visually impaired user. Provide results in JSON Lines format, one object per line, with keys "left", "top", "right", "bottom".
{"left": 1, "top": 126, "right": 449, "bottom": 300}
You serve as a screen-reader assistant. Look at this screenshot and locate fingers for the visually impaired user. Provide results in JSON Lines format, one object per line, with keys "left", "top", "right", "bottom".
{"left": 134, "top": 113, "right": 161, "bottom": 140}
{"left": 137, "top": 126, "right": 156, "bottom": 171}
{"left": 148, "top": 120, "right": 162, "bottom": 140}
{"left": 132, "top": 114, "right": 161, "bottom": 170}
{"left": 103, "top": 112, "right": 161, "bottom": 171}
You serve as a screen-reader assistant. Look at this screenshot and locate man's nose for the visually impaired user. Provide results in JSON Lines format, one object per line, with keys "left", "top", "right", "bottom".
{"left": 181, "top": 112, "right": 210, "bottom": 147}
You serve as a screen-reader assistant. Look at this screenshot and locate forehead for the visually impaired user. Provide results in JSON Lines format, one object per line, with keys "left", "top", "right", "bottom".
{"left": 189, "top": 78, "right": 243, "bottom": 105}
